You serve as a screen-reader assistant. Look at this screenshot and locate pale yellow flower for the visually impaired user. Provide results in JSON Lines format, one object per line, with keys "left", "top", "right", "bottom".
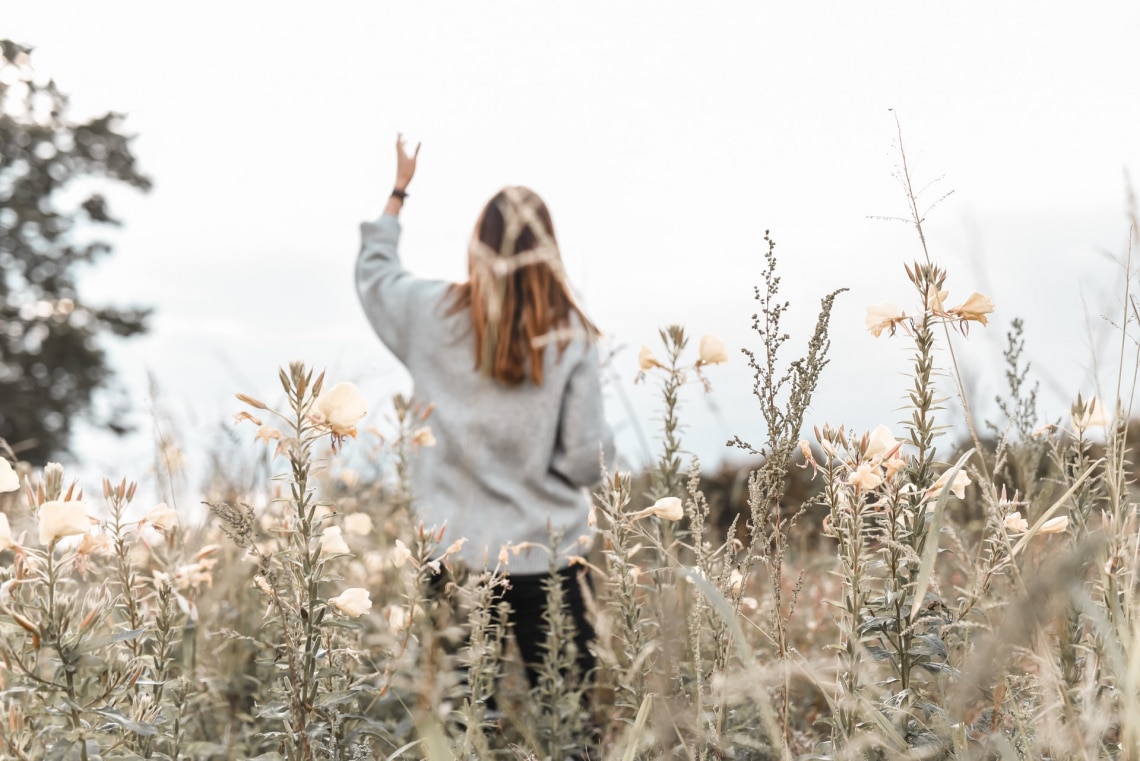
{"left": 498, "top": 545, "right": 510, "bottom": 567}
{"left": 338, "top": 468, "right": 360, "bottom": 488}
{"left": 142, "top": 503, "right": 179, "bottom": 532}
{"left": 925, "top": 285, "right": 949, "bottom": 312}
{"left": 0, "top": 513, "right": 14, "bottom": 551}
{"left": 884, "top": 457, "right": 908, "bottom": 479}
{"left": 928, "top": 469, "right": 971, "bottom": 500}
{"left": 329, "top": 587, "right": 372, "bottom": 618}
{"left": 632, "top": 496, "right": 685, "bottom": 521}
{"left": 1072, "top": 396, "right": 1110, "bottom": 431}
{"left": 254, "top": 426, "right": 281, "bottom": 445}
{"left": 391, "top": 538, "right": 413, "bottom": 567}
{"left": 864, "top": 425, "right": 898, "bottom": 460}
{"left": 1004, "top": 512, "right": 1029, "bottom": 533}
{"left": 638, "top": 346, "right": 662, "bottom": 371}
{"left": 0, "top": 460, "right": 19, "bottom": 493}
{"left": 697, "top": 335, "right": 729, "bottom": 366}
{"left": 319, "top": 526, "right": 350, "bottom": 556}
{"left": 39, "top": 500, "right": 92, "bottom": 546}
{"left": 865, "top": 303, "right": 906, "bottom": 337}
{"left": 949, "top": 292, "right": 994, "bottom": 325}
{"left": 411, "top": 427, "right": 436, "bottom": 447}
{"left": 846, "top": 463, "right": 883, "bottom": 491}
{"left": 798, "top": 439, "right": 816, "bottom": 465}
{"left": 314, "top": 382, "right": 368, "bottom": 437}
{"left": 343, "top": 513, "right": 373, "bottom": 536}
{"left": 441, "top": 538, "right": 467, "bottom": 560}
{"left": 1039, "top": 516, "right": 1069, "bottom": 534}
{"left": 174, "top": 558, "right": 217, "bottom": 589}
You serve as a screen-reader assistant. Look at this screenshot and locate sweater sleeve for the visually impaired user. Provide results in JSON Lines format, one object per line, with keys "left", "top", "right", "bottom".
{"left": 550, "top": 344, "right": 615, "bottom": 488}
{"left": 355, "top": 214, "right": 415, "bottom": 361}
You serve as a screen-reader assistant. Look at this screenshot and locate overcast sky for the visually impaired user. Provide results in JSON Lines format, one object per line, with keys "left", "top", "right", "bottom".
{"left": 6, "top": 2, "right": 1139, "bottom": 501}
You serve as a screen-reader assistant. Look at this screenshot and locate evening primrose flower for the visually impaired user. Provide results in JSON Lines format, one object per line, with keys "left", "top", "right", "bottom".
{"left": 1039, "top": 516, "right": 1069, "bottom": 534}
{"left": 391, "top": 538, "right": 413, "bottom": 567}
{"left": 949, "top": 292, "right": 995, "bottom": 326}
{"left": 1004, "top": 512, "right": 1029, "bottom": 533}
{"left": 638, "top": 346, "right": 663, "bottom": 371}
{"left": 142, "top": 502, "right": 179, "bottom": 532}
{"left": 329, "top": 587, "right": 372, "bottom": 618}
{"left": 0, "top": 459, "right": 19, "bottom": 493}
{"left": 846, "top": 463, "right": 883, "bottom": 491}
{"left": 343, "top": 512, "right": 373, "bottom": 536}
{"left": 928, "top": 469, "right": 971, "bottom": 500}
{"left": 39, "top": 500, "right": 92, "bottom": 546}
{"left": 864, "top": 425, "right": 898, "bottom": 460}
{"left": 865, "top": 303, "right": 907, "bottom": 337}
{"left": 319, "top": 526, "right": 350, "bottom": 556}
{"left": 925, "top": 285, "right": 949, "bottom": 312}
{"left": 411, "top": 427, "right": 436, "bottom": 447}
{"left": 1072, "top": 396, "right": 1110, "bottom": 431}
{"left": 314, "top": 382, "right": 368, "bottom": 437}
{"left": 631, "top": 496, "right": 685, "bottom": 521}
{"left": 697, "top": 335, "right": 729, "bottom": 366}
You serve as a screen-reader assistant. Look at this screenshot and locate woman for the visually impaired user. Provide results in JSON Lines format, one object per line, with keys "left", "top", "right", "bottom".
{"left": 354, "top": 135, "right": 614, "bottom": 686}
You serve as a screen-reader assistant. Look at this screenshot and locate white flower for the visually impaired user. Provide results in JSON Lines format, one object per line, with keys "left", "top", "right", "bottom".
{"left": 314, "top": 382, "right": 368, "bottom": 437}
{"left": 1072, "top": 396, "right": 1110, "bottom": 431}
{"left": 38, "top": 500, "right": 92, "bottom": 546}
{"left": 328, "top": 587, "right": 372, "bottom": 618}
{"left": 319, "top": 526, "right": 350, "bottom": 556}
{"left": 632, "top": 496, "right": 685, "bottom": 521}
{"left": 0, "top": 459, "right": 19, "bottom": 493}
{"left": 0, "top": 513, "right": 14, "bottom": 551}
{"left": 865, "top": 303, "right": 906, "bottom": 337}
{"left": 698, "top": 335, "right": 729, "bottom": 366}
{"left": 411, "top": 427, "right": 436, "bottom": 447}
{"left": 344, "top": 513, "right": 373, "bottom": 536}
{"left": 846, "top": 463, "right": 883, "bottom": 491}
{"left": 142, "top": 503, "right": 179, "bottom": 532}
{"left": 928, "top": 469, "right": 971, "bottom": 500}
{"left": 1039, "top": 516, "right": 1069, "bottom": 534}
{"left": 864, "top": 425, "right": 898, "bottom": 460}
{"left": 1004, "top": 512, "right": 1029, "bottom": 533}
{"left": 638, "top": 346, "right": 662, "bottom": 371}
{"left": 391, "top": 538, "right": 413, "bottom": 567}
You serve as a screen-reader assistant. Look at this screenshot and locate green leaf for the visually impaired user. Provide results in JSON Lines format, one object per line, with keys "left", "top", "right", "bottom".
{"left": 314, "top": 689, "right": 358, "bottom": 708}
{"left": 93, "top": 706, "right": 158, "bottom": 736}
{"left": 76, "top": 628, "right": 145, "bottom": 654}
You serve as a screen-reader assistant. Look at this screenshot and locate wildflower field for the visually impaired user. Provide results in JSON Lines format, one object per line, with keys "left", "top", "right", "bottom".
{"left": 1, "top": 152, "right": 1138, "bottom": 761}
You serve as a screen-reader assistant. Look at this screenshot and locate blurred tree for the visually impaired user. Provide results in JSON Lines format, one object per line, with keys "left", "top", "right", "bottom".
{"left": 0, "top": 40, "right": 151, "bottom": 463}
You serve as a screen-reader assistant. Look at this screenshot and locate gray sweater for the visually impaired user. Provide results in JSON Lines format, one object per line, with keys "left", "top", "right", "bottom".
{"left": 355, "top": 214, "right": 614, "bottom": 574}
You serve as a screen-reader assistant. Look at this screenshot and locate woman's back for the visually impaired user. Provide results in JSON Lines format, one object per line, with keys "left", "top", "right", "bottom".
{"left": 356, "top": 214, "right": 612, "bottom": 573}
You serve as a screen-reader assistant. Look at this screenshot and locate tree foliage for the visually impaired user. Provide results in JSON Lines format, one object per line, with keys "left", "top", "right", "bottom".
{"left": 0, "top": 39, "right": 151, "bottom": 463}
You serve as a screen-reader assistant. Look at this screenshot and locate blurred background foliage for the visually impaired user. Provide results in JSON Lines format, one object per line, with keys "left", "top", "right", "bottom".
{"left": 0, "top": 39, "right": 151, "bottom": 464}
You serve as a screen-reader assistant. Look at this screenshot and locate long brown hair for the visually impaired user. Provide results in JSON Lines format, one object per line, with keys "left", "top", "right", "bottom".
{"left": 447, "top": 187, "right": 597, "bottom": 386}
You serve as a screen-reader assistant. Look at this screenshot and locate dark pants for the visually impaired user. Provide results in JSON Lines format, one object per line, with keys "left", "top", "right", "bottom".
{"left": 433, "top": 565, "right": 596, "bottom": 691}
{"left": 501, "top": 566, "right": 596, "bottom": 689}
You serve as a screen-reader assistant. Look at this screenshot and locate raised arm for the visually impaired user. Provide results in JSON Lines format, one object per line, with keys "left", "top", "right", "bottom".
{"left": 384, "top": 133, "right": 419, "bottom": 218}
{"left": 354, "top": 134, "right": 423, "bottom": 360}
